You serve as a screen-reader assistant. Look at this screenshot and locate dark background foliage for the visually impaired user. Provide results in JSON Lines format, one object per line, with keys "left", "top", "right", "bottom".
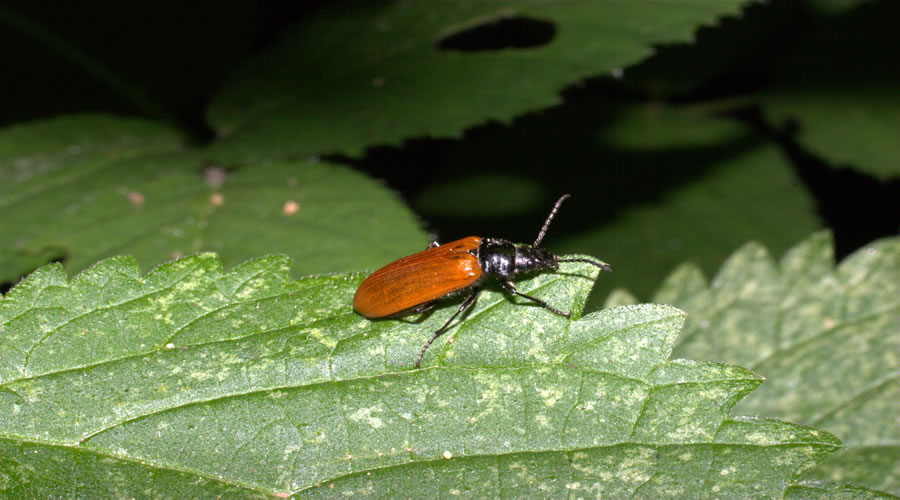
{"left": 2, "top": 0, "right": 897, "bottom": 290}
{"left": 2, "top": 0, "right": 898, "bottom": 300}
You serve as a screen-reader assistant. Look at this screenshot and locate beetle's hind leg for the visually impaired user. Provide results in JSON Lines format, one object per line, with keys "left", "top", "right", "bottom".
{"left": 501, "top": 281, "right": 570, "bottom": 318}
{"left": 416, "top": 288, "right": 479, "bottom": 368}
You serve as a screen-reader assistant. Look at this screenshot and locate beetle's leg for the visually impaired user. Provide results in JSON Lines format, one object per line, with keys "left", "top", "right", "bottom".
{"left": 501, "top": 281, "right": 570, "bottom": 318}
{"left": 410, "top": 302, "right": 437, "bottom": 314}
{"left": 426, "top": 241, "right": 440, "bottom": 249}
{"left": 416, "top": 288, "right": 479, "bottom": 368}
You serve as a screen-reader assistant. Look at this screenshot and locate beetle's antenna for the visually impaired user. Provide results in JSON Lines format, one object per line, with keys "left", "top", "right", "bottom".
{"left": 558, "top": 257, "right": 612, "bottom": 272}
{"left": 534, "top": 194, "right": 571, "bottom": 247}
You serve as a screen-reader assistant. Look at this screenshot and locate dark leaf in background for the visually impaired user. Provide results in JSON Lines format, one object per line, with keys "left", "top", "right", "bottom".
{"left": 206, "top": 0, "right": 746, "bottom": 161}
{"left": 0, "top": 115, "right": 426, "bottom": 284}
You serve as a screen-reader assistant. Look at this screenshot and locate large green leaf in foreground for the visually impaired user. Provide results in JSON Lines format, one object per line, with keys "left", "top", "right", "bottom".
{"left": 0, "top": 253, "right": 847, "bottom": 497}
{"left": 0, "top": 114, "right": 426, "bottom": 284}
{"left": 206, "top": 0, "right": 747, "bottom": 161}
{"left": 608, "top": 232, "right": 900, "bottom": 494}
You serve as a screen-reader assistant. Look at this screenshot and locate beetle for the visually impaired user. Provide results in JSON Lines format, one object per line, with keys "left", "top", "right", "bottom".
{"left": 353, "top": 194, "right": 610, "bottom": 367}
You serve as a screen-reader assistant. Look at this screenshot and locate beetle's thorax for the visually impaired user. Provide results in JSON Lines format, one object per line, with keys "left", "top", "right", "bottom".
{"left": 478, "top": 237, "right": 559, "bottom": 280}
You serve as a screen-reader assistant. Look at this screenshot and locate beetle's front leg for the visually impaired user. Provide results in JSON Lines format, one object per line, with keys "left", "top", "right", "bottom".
{"left": 500, "top": 281, "right": 570, "bottom": 318}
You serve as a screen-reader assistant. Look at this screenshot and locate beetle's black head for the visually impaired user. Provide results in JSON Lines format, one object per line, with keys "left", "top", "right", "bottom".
{"left": 515, "top": 245, "right": 559, "bottom": 274}
{"left": 527, "top": 194, "right": 612, "bottom": 273}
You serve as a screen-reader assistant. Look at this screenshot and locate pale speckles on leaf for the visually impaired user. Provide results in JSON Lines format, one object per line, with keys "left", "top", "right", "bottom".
{"left": 622, "top": 387, "right": 647, "bottom": 407}
{"left": 666, "top": 425, "right": 714, "bottom": 442}
{"left": 615, "top": 447, "right": 656, "bottom": 484}
{"left": 189, "top": 370, "right": 213, "bottom": 381}
{"left": 153, "top": 292, "right": 175, "bottom": 311}
{"left": 213, "top": 351, "right": 242, "bottom": 367}
{"left": 234, "top": 285, "right": 260, "bottom": 301}
{"left": 305, "top": 328, "right": 337, "bottom": 349}
{"left": 697, "top": 387, "right": 728, "bottom": 400}
{"left": 215, "top": 366, "right": 233, "bottom": 382}
{"left": 537, "top": 387, "right": 563, "bottom": 407}
{"left": 246, "top": 357, "right": 275, "bottom": 374}
{"left": 175, "top": 280, "right": 198, "bottom": 292}
{"left": 290, "top": 310, "right": 306, "bottom": 326}
{"left": 349, "top": 406, "right": 384, "bottom": 429}
{"left": 509, "top": 460, "right": 540, "bottom": 484}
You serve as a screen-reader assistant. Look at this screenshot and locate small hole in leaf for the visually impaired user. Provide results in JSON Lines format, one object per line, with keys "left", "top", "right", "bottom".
{"left": 437, "top": 16, "right": 555, "bottom": 51}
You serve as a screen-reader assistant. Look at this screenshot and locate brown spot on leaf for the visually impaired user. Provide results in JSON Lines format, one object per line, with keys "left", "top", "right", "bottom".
{"left": 283, "top": 200, "right": 300, "bottom": 215}
{"left": 128, "top": 192, "right": 145, "bottom": 205}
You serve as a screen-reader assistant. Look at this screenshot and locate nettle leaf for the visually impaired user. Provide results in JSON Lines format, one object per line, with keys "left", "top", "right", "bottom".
{"left": 0, "top": 114, "right": 426, "bottom": 284}
{"left": 206, "top": 0, "right": 747, "bottom": 161}
{"left": 555, "top": 106, "right": 819, "bottom": 303}
{"left": 614, "top": 232, "right": 900, "bottom": 495}
{"left": 402, "top": 103, "right": 821, "bottom": 303}
{"left": 0, "top": 254, "right": 843, "bottom": 497}
{"left": 785, "top": 480, "right": 900, "bottom": 500}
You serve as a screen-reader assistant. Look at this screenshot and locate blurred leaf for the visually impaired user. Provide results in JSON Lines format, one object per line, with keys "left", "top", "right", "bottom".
{"left": 0, "top": 254, "right": 845, "bottom": 497}
{"left": 0, "top": 114, "right": 426, "bottom": 283}
{"left": 759, "top": 0, "right": 900, "bottom": 179}
{"left": 604, "top": 288, "right": 640, "bottom": 309}
{"left": 629, "top": 232, "right": 900, "bottom": 494}
{"left": 206, "top": 0, "right": 747, "bottom": 161}
{"left": 785, "top": 481, "right": 900, "bottom": 500}
{"left": 620, "top": 1, "right": 803, "bottom": 97}
{"left": 807, "top": 0, "right": 876, "bottom": 15}
{"left": 412, "top": 174, "right": 545, "bottom": 217}
{"left": 398, "top": 104, "right": 819, "bottom": 304}
{"left": 557, "top": 105, "right": 819, "bottom": 303}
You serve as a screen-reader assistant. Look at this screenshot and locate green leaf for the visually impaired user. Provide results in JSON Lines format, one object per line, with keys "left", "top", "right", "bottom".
{"left": 758, "top": 1, "right": 900, "bottom": 179}
{"left": 636, "top": 232, "right": 900, "bottom": 494}
{"left": 206, "top": 0, "right": 747, "bottom": 161}
{"left": 0, "top": 114, "right": 427, "bottom": 283}
{"left": 555, "top": 105, "right": 819, "bottom": 303}
{"left": 399, "top": 103, "right": 821, "bottom": 304}
{"left": 1, "top": 253, "right": 843, "bottom": 497}
{"left": 785, "top": 480, "right": 900, "bottom": 500}
{"left": 618, "top": 1, "right": 803, "bottom": 98}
